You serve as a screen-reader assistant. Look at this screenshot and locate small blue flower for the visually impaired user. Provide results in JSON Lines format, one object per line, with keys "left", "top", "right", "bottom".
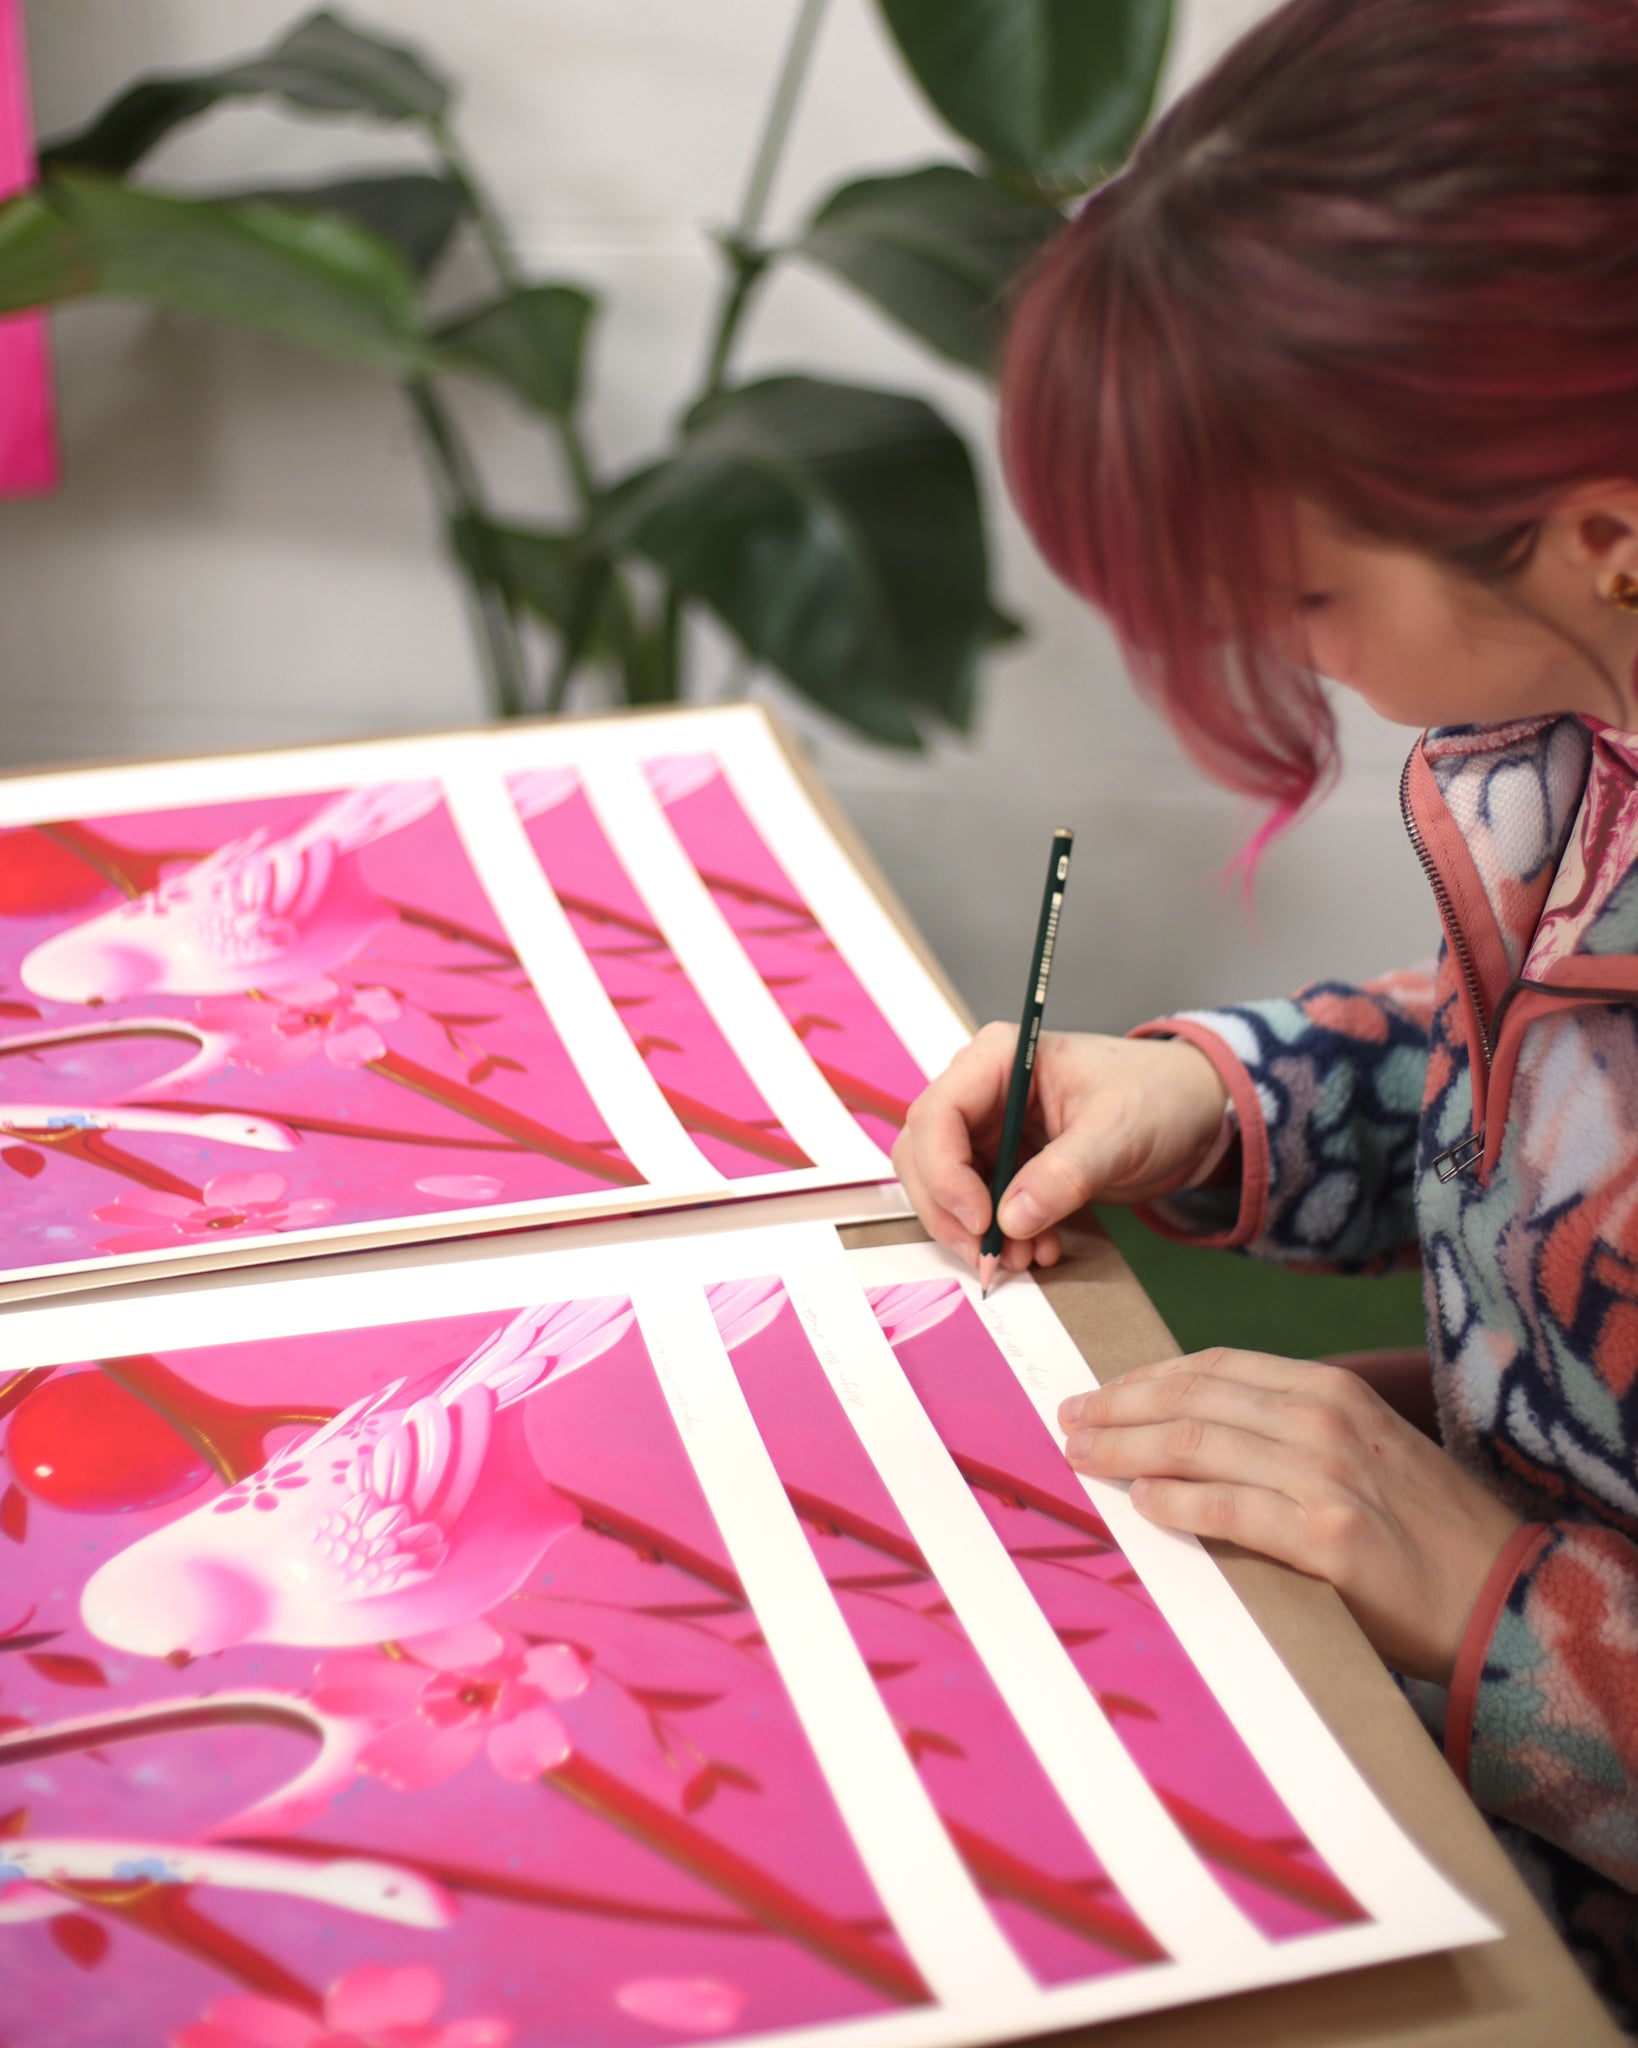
{"left": 0, "top": 1857, "right": 29, "bottom": 1890}
{"left": 112, "top": 1856, "right": 173, "bottom": 1884}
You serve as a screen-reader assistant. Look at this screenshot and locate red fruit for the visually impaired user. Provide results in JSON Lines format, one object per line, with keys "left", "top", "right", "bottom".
{"left": 4, "top": 1371, "right": 211, "bottom": 1513}
{"left": 0, "top": 828, "right": 109, "bottom": 917}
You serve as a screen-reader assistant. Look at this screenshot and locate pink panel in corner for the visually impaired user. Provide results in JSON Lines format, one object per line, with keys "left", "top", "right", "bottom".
{"left": 0, "top": 0, "right": 58, "bottom": 499}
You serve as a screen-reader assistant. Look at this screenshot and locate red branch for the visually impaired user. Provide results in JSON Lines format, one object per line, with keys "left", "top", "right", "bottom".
{"left": 367, "top": 1051, "right": 645, "bottom": 1187}
{"left": 1157, "top": 1792, "right": 1366, "bottom": 1924}
{"left": 942, "top": 1820, "right": 1167, "bottom": 1964}
{"left": 547, "top": 1753, "right": 929, "bottom": 2005}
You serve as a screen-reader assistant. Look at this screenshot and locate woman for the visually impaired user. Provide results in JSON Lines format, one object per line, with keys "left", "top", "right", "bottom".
{"left": 892, "top": 0, "right": 1638, "bottom": 2024}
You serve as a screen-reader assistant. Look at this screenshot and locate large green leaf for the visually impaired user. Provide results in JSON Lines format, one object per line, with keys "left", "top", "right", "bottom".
{"left": 601, "top": 377, "right": 1018, "bottom": 747}
{"left": 221, "top": 173, "right": 464, "bottom": 278}
{"left": 0, "top": 190, "right": 93, "bottom": 313}
{"left": 42, "top": 10, "right": 451, "bottom": 176}
{"left": 877, "top": 0, "right": 1171, "bottom": 185}
{"left": 794, "top": 164, "right": 1061, "bottom": 372}
{"left": 1, "top": 173, "right": 429, "bottom": 376}
{"left": 451, "top": 515, "right": 592, "bottom": 632}
{"left": 437, "top": 286, "right": 597, "bottom": 417}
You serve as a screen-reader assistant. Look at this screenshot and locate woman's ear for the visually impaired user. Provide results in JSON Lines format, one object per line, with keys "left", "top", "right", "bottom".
{"left": 1541, "top": 482, "right": 1638, "bottom": 606}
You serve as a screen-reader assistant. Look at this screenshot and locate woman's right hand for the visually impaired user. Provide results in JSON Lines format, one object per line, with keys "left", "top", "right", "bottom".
{"left": 891, "top": 1026, "right": 1230, "bottom": 1277}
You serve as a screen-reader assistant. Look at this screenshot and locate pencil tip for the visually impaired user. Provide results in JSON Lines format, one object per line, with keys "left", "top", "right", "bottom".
{"left": 978, "top": 1254, "right": 1000, "bottom": 1298}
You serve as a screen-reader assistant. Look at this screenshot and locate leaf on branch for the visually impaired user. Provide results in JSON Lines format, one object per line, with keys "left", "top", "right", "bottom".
{"left": 26, "top": 1651, "right": 110, "bottom": 1688}
{"left": 451, "top": 516, "right": 602, "bottom": 635}
{"left": 2, "top": 1146, "right": 45, "bottom": 1179}
{"left": 437, "top": 284, "right": 597, "bottom": 418}
{"left": 599, "top": 376, "right": 1020, "bottom": 747}
{"left": 709, "top": 1760, "right": 760, "bottom": 1793}
{"left": 0, "top": 1806, "right": 27, "bottom": 1835}
{"left": 627, "top": 1687, "right": 725, "bottom": 1713}
{"left": 42, "top": 8, "right": 453, "bottom": 176}
{"left": 1096, "top": 1691, "right": 1158, "bottom": 1722}
{"left": 214, "top": 172, "right": 465, "bottom": 279}
{"left": 3, "top": 172, "right": 431, "bottom": 380}
{"left": 468, "top": 1057, "right": 498, "bottom": 1085}
{"left": 50, "top": 1914, "right": 110, "bottom": 1969}
{"left": 794, "top": 163, "right": 1062, "bottom": 372}
{"left": 0, "top": 1486, "right": 25, "bottom": 1544}
{"left": 680, "top": 1769, "right": 717, "bottom": 1814}
{"left": 0, "top": 999, "right": 42, "bottom": 1019}
{"left": 876, "top": 0, "right": 1172, "bottom": 187}
{"left": 904, "top": 1727, "right": 966, "bottom": 1761}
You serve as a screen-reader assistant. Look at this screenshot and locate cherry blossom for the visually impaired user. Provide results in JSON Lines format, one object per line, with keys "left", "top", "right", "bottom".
{"left": 93, "top": 1173, "right": 336, "bottom": 1254}
{"left": 615, "top": 1977, "right": 747, "bottom": 2035}
{"left": 310, "top": 1622, "right": 589, "bottom": 1790}
{"left": 173, "top": 1961, "right": 511, "bottom": 2048}
{"left": 194, "top": 977, "right": 402, "bottom": 1075}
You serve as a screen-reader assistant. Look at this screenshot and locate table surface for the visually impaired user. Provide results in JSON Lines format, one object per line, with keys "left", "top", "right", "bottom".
{"left": 842, "top": 1216, "right": 1619, "bottom": 2048}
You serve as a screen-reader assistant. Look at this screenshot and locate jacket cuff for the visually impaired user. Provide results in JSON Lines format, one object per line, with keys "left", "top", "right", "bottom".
{"left": 1445, "top": 1520, "right": 1552, "bottom": 1789}
{"left": 1127, "top": 1017, "right": 1270, "bottom": 1250}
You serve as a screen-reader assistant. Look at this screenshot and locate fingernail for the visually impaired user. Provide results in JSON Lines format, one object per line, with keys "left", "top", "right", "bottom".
{"left": 958, "top": 1198, "right": 988, "bottom": 1235}
{"left": 1000, "top": 1188, "right": 1043, "bottom": 1235}
{"left": 1057, "top": 1397, "right": 1083, "bottom": 1429}
{"left": 1064, "top": 1429, "right": 1095, "bottom": 1465}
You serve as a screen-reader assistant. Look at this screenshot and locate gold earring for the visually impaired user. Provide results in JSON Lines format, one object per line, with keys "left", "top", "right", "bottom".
{"left": 1611, "top": 572, "right": 1638, "bottom": 615}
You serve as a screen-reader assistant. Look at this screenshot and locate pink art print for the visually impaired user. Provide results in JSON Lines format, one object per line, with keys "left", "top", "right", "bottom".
{"left": 0, "top": 1301, "right": 925, "bottom": 2047}
{"left": 865, "top": 1282, "right": 1367, "bottom": 1941}
{"left": 507, "top": 769, "right": 809, "bottom": 1179}
{"left": 0, "top": 0, "right": 56, "bottom": 498}
{"left": 707, "top": 1277, "right": 1165, "bottom": 1985}
{"left": 0, "top": 787, "right": 642, "bottom": 1278}
{"left": 645, "top": 756, "right": 926, "bottom": 1154}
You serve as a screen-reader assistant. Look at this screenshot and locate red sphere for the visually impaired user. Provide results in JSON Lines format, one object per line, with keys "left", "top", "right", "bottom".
{"left": 5, "top": 1371, "right": 212, "bottom": 1513}
{"left": 0, "top": 828, "right": 110, "bottom": 917}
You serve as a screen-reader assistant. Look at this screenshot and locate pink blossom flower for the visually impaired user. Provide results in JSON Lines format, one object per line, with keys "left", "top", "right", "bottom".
{"left": 174, "top": 1962, "right": 510, "bottom": 2048}
{"left": 311, "top": 1621, "right": 588, "bottom": 1790}
{"left": 865, "top": 1280, "right": 965, "bottom": 1348}
{"left": 615, "top": 1977, "right": 746, "bottom": 2035}
{"left": 93, "top": 1172, "right": 336, "bottom": 1254}
{"left": 194, "top": 977, "right": 401, "bottom": 1074}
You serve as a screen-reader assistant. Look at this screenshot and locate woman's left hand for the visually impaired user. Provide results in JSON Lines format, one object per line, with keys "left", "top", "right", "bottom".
{"left": 1058, "top": 1347, "right": 1521, "bottom": 1684}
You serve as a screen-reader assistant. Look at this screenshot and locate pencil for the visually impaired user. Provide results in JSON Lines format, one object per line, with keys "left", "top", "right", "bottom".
{"left": 979, "top": 828, "right": 1074, "bottom": 1298}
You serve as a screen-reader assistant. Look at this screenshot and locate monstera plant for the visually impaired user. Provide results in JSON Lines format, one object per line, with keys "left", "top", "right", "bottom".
{"left": 0, "top": 1, "right": 1171, "bottom": 742}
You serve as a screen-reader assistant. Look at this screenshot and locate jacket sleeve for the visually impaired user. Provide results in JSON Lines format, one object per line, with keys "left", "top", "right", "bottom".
{"left": 1449, "top": 1521, "right": 1638, "bottom": 1891}
{"left": 1129, "top": 961, "right": 1437, "bottom": 1271}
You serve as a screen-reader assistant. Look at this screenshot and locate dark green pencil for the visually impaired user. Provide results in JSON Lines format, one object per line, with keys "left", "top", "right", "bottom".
{"left": 979, "top": 828, "right": 1074, "bottom": 1297}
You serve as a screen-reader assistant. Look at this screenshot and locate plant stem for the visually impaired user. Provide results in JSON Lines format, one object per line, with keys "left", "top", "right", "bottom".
{"left": 407, "top": 377, "right": 529, "bottom": 719}
{"left": 428, "top": 118, "right": 524, "bottom": 293}
{"left": 701, "top": 0, "right": 831, "bottom": 399}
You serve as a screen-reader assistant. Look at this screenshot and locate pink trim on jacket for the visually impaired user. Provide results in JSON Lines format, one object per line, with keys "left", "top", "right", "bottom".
{"left": 1446, "top": 1521, "right": 1553, "bottom": 1790}
{"left": 1126, "top": 1018, "right": 1269, "bottom": 1250}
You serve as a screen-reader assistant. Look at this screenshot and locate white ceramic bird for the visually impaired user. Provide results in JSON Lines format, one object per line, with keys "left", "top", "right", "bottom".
{"left": 21, "top": 782, "right": 442, "bottom": 1004}
{"left": 79, "top": 1295, "right": 634, "bottom": 1660}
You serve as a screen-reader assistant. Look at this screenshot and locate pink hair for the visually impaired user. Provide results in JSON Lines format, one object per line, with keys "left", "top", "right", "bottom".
{"left": 1000, "top": 0, "right": 1638, "bottom": 812}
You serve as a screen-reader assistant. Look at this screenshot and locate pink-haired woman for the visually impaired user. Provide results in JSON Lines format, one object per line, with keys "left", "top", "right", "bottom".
{"left": 893, "top": 0, "right": 1638, "bottom": 2024}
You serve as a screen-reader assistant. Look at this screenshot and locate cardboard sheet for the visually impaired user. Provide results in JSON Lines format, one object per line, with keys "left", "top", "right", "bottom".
{"left": 0, "top": 709, "right": 967, "bottom": 1299}
{"left": 0, "top": 1220, "right": 1494, "bottom": 2048}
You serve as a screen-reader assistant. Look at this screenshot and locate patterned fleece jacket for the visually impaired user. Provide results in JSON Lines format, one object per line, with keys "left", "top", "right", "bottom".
{"left": 1134, "top": 713, "right": 1638, "bottom": 2024}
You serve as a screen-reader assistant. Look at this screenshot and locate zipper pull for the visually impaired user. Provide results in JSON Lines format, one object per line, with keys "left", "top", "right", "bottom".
{"left": 1434, "top": 1130, "right": 1484, "bottom": 1181}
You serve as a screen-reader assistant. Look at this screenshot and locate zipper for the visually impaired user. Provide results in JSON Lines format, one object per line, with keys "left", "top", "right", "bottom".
{"left": 1399, "top": 750, "right": 1491, "bottom": 1180}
